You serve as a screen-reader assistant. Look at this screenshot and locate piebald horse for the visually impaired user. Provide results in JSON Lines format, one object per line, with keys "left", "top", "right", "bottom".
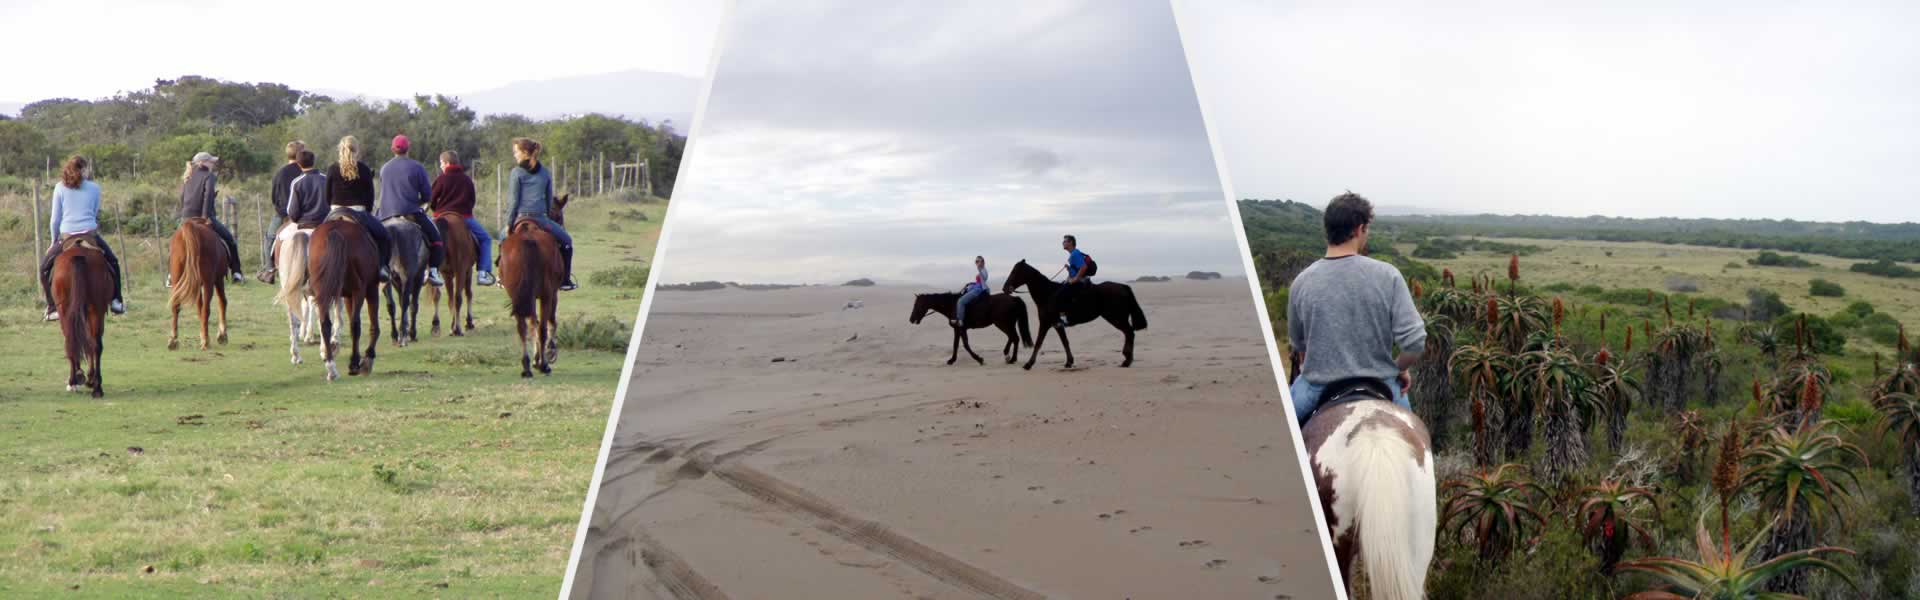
{"left": 167, "top": 217, "right": 229, "bottom": 350}
{"left": 52, "top": 235, "right": 111, "bottom": 397}
{"left": 1301, "top": 378, "right": 1437, "bottom": 600}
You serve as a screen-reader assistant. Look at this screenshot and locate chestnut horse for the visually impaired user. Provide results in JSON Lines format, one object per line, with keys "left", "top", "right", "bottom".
{"left": 908, "top": 292, "right": 1032, "bottom": 365}
{"left": 429, "top": 213, "right": 476, "bottom": 336}
{"left": 167, "top": 218, "right": 229, "bottom": 350}
{"left": 1301, "top": 378, "right": 1437, "bottom": 600}
{"left": 308, "top": 213, "right": 383, "bottom": 381}
{"left": 1000, "top": 259, "right": 1147, "bottom": 370}
{"left": 499, "top": 195, "right": 568, "bottom": 378}
{"left": 52, "top": 236, "right": 111, "bottom": 397}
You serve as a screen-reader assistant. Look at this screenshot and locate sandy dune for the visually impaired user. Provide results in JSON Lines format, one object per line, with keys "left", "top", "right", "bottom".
{"left": 571, "top": 280, "right": 1335, "bottom": 599}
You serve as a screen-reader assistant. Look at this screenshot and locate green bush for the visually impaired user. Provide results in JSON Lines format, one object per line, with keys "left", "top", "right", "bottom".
{"left": 587, "top": 265, "right": 650, "bottom": 288}
{"left": 1809, "top": 278, "right": 1846, "bottom": 297}
{"left": 1773, "top": 312, "right": 1847, "bottom": 354}
{"left": 554, "top": 315, "right": 631, "bottom": 351}
{"left": 1750, "top": 250, "right": 1815, "bottom": 268}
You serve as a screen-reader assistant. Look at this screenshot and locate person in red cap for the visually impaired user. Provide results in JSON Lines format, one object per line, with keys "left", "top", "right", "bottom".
{"left": 378, "top": 134, "right": 446, "bottom": 286}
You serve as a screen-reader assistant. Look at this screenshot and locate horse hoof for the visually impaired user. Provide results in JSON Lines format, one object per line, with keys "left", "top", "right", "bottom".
{"left": 521, "top": 370, "right": 533, "bottom": 378}
{"left": 947, "top": 358, "right": 957, "bottom": 365}
{"left": 92, "top": 389, "right": 103, "bottom": 399}
{"left": 1120, "top": 361, "right": 1132, "bottom": 368}
{"left": 451, "top": 330, "right": 462, "bottom": 337}
{"left": 65, "top": 384, "right": 78, "bottom": 392}
{"left": 217, "top": 333, "right": 228, "bottom": 345}
{"left": 974, "top": 358, "right": 985, "bottom": 365}
{"left": 539, "top": 365, "right": 552, "bottom": 375}
{"left": 166, "top": 339, "right": 178, "bottom": 350}
{"left": 1022, "top": 363, "right": 1034, "bottom": 371}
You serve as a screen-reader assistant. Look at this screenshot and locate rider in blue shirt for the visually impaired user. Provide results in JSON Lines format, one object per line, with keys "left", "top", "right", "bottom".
{"left": 1052, "top": 235, "right": 1089, "bottom": 328}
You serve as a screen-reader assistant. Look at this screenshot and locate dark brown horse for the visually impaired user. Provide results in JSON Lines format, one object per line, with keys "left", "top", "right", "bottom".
{"left": 1001, "top": 259, "right": 1147, "bottom": 370}
{"left": 429, "top": 213, "right": 477, "bottom": 336}
{"left": 909, "top": 292, "right": 1032, "bottom": 364}
{"left": 53, "top": 236, "right": 111, "bottom": 397}
{"left": 499, "top": 194, "right": 568, "bottom": 377}
{"left": 167, "top": 218, "right": 229, "bottom": 350}
{"left": 308, "top": 213, "right": 383, "bottom": 381}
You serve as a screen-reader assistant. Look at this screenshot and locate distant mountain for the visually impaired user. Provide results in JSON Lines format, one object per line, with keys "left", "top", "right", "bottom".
{"left": 452, "top": 69, "right": 699, "bottom": 127}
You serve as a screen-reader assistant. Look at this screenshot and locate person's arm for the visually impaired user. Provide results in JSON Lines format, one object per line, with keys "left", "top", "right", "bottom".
{"left": 202, "top": 172, "right": 219, "bottom": 218}
{"left": 507, "top": 170, "right": 525, "bottom": 218}
{"left": 48, "top": 186, "right": 63, "bottom": 244}
{"left": 1389, "top": 275, "right": 1427, "bottom": 389}
{"left": 412, "top": 164, "right": 430, "bottom": 208}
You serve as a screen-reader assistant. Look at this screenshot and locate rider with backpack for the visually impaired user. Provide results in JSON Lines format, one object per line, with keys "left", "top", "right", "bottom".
{"left": 1051, "top": 234, "right": 1096, "bottom": 329}
{"left": 1285, "top": 192, "right": 1425, "bottom": 425}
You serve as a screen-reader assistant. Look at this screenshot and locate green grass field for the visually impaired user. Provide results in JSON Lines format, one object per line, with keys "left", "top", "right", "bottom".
{"left": 0, "top": 187, "right": 663, "bottom": 598}
{"left": 1404, "top": 236, "right": 1920, "bottom": 356}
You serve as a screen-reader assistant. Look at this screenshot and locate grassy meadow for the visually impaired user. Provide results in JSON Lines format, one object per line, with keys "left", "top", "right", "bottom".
{"left": 0, "top": 177, "right": 663, "bottom": 598}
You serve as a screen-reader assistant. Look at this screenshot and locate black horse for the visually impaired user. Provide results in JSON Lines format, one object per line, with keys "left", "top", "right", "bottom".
{"left": 1002, "top": 259, "right": 1147, "bottom": 369}
{"left": 910, "top": 292, "right": 1033, "bottom": 365}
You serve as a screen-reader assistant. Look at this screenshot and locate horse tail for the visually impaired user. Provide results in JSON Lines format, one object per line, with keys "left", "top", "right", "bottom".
{"left": 507, "top": 236, "right": 540, "bottom": 318}
{"left": 1349, "top": 417, "right": 1436, "bottom": 600}
{"left": 275, "top": 232, "right": 310, "bottom": 308}
{"left": 1015, "top": 298, "right": 1033, "bottom": 347}
{"left": 61, "top": 255, "right": 94, "bottom": 362}
{"left": 169, "top": 225, "right": 205, "bottom": 309}
{"left": 311, "top": 228, "right": 349, "bottom": 317}
{"left": 1127, "top": 295, "right": 1148, "bottom": 331}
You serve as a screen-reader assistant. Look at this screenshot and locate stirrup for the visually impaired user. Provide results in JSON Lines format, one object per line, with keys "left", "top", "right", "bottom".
{"left": 110, "top": 300, "right": 127, "bottom": 315}
{"left": 476, "top": 271, "right": 497, "bottom": 286}
{"left": 426, "top": 269, "right": 445, "bottom": 287}
{"left": 560, "top": 277, "right": 579, "bottom": 291}
{"left": 44, "top": 309, "right": 59, "bottom": 322}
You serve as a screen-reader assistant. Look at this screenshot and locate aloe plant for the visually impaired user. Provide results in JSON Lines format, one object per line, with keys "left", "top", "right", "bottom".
{"left": 1575, "top": 478, "right": 1660, "bottom": 575}
{"left": 1618, "top": 515, "right": 1854, "bottom": 599}
{"left": 1870, "top": 355, "right": 1920, "bottom": 514}
{"left": 1740, "top": 420, "right": 1867, "bottom": 593}
{"left": 1441, "top": 463, "right": 1549, "bottom": 563}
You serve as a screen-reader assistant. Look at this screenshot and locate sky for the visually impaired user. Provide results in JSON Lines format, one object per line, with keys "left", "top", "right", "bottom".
{"left": 1176, "top": 0, "right": 1920, "bottom": 223}
{"left": 659, "top": 0, "right": 1244, "bottom": 286}
{"left": 0, "top": 0, "right": 723, "bottom": 103}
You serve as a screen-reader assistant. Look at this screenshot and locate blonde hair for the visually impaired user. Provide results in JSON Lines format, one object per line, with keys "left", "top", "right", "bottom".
{"left": 180, "top": 160, "right": 197, "bottom": 182}
{"left": 286, "top": 140, "right": 307, "bottom": 161}
{"left": 337, "top": 136, "right": 362, "bottom": 181}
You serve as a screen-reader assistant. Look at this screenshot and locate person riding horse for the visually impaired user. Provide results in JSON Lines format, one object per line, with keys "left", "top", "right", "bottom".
{"left": 40, "top": 155, "right": 125, "bottom": 320}
{"left": 506, "top": 137, "right": 577, "bottom": 291}
{"left": 379, "top": 135, "right": 447, "bottom": 288}
{"left": 177, "top": 152, "right": 246, "bottom": 284}
{"left": 325, "top": 136, "right": 396, "bottom": 282}
{"left": 1051, "top": 234, "right": 1094, "bottom": 329}
{"left": 1286, "top": 192, "right": 1425, "bottom": 424}
{"left": 431, "top": 150, "right": 496, "bottom": 287}
{"left": 952, "top": 255, "right": 990, "bottom": 327}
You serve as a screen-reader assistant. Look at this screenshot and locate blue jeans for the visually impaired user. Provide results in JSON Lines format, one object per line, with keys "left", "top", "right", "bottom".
{"left": 463, "top": 216, "right": 493, "bottom": 273}
{"left": 1290, "top": 376, "right": 1410, "bottom": 425}
{"left": 955, "top": 286, "right": 985, "bottom": 324}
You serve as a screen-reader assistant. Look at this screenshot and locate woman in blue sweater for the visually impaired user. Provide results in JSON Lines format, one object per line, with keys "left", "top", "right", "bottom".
{"left": 506, "top": 138, "right": 577, "bottom": 290}
{"left": 41, "top": 155, "right": 126, "bottom": 320}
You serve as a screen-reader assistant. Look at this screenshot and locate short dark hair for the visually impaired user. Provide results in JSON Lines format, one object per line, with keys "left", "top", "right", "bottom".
{"left": 1324, "top": 192, "right": 1374, "bottom": 246}
{"left": 297, "top": 150, "right": 316, "bottom": 169}
{"left": 1063, "top": 234, "right": 1077, "bottom": 246}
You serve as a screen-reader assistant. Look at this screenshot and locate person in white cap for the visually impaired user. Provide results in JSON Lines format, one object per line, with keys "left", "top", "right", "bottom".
{"left": 177, "top": 151, "right": 245, "bottom": 283}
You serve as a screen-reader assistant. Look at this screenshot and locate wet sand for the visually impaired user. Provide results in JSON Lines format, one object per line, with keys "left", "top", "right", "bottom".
{"left": 571, "top": 279, "right": 1335, "bottom": 599}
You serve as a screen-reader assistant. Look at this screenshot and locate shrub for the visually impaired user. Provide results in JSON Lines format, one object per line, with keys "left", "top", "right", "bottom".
{"left": 1664, "top": 276, "right": 1701, "bottom": 293}
{"left": 1809, "top": 278, "right": 1846, "bottom": 297}
{"left": 1750, "top": 250, "right": 1815, "bottom": 268}
{"left": 588, "top": 265, "right": 650, "bottom": 288}
{"left": 1851, "top": 258, "right": 1920, "bottom": 279}
{"left": 554, "top": 315, "right": 631, "bottom": 351}
{"left": 1773, "top": 312, "right": 1846, "bottom": 354}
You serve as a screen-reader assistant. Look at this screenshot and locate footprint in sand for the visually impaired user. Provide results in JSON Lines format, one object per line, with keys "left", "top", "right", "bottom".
{"left": 1178, "top": 539, "right": 1209, "bottom": 549}
{"left": 1026, "top": 485, "right": 1045, "bottom": 491}
{"left": 1127, "top": 526, "right": 1153, "bottom": 534}
{"left": 1203, "top": 559, "right": 1229, "bottom": 569}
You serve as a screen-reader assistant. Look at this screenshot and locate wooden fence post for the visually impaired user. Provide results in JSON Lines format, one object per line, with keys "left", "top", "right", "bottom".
{"left": 32, "top": 176, "right": 43, "bottom": 253}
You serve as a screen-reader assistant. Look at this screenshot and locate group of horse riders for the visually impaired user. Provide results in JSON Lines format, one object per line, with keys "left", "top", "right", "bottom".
{"left": 952, "top": 234, "right": 1096, "bottom": 329}
{"left": 38, "top": 135, "right": 580, "bottom": 322}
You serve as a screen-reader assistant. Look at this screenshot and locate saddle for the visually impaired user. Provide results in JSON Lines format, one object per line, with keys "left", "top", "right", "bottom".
{"left": 325, "top": 206, "right": 365, "bottom": 223}
{"left": 1318, "top": 377, "right": 1394, "bottom": 411}
{"left": 182, "top": 216, "right": 213, "bottom": 227}
{"left": 59, "top": 232, "right": 101, "bottom": 252}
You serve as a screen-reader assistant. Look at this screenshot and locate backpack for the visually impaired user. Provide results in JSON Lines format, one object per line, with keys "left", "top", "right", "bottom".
{"left": 1080, "top": 253, "right": 1098, "bottom": 278}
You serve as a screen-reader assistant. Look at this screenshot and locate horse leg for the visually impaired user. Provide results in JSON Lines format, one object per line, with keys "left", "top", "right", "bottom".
{"left": 89, "top": 323, "right": 103, "bottom": 398}
{"left": 540, "top": 295, "right": 557, "bottom": 373}
{"left": 1056, "top": 327, "right": 1075, "bottom": 369}
{"left": 168, "top": 299, "right": 181, "bottom": 350}
{"left": 960, "top": 329, "right": 984, "bottom": 365}
{"left": 321, "top": 303, "right": 339, "bottom": 381}
{"left": 463, "top": 284, "right": 475, "bottom": 331}
{"left": 215, "top": 284, "right": 229, "bottom": 345}
{"left": 430, "top": 285, "right": 442, "bottom": 337}
{"left": 1023, "top": 314, "right": 1054, "bottom": 370}
{"left": 66, "top": 343, "right": 83, "bottom": 392}
{"left": 348, "top": 296, "right": 365, "bottom": 376}
{"left": 197, "top": 292, "right": 212, "bottom": 350}
{"left": 518, "top": 317, "right": 533, "bottom": 378}
{"left": 948, "top": 328, "right": 961, "bottom": 365}
{"left": 362, "top": 285, "right": 380, "bottom": 375}
{"left": 1103, "top": 314, "right": 1135, "bottom": 368}
{"left": 384, "top": 282, "right": 401, "bottom": 346}
{"left": 409, "top": 283, "right": 423, "bottom": 343}
{"left": 287, "top": 306, "right": 303, "bottom": 365}
{"left": 999, "top": 322, "right": 1018, "bottom": 363}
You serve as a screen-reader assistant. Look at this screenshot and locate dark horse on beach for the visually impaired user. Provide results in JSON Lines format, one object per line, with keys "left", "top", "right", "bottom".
{"left": 909, "top": 292, "right": 1032, "bottom": 365}
{"left": 167, "top": 218, "right": 229, "bottom": 351}
{"left": 1001, "top": 259, "right": 1147, "bottom": 370}
{"left": 429, "top": 213, "right": 477, "bottom": 336}
{"left": 53, "top": 235, "right": 111, "bottom": 397}
{"left": 308, "top": 212, "right": 383, "bottom": 381}
{"left": 1299, "top": 378, "right": 1437, "bottom": 600}
{"left": 499, "top": 194, "right": 568, "bottom": 378}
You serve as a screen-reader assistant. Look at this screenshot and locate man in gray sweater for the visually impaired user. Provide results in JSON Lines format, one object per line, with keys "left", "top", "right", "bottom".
{"left": 377, "top": 135, "right": 445, "bottom": 286}
{"left": 1285, "top": 192, "right": 1425, "bottom": 425}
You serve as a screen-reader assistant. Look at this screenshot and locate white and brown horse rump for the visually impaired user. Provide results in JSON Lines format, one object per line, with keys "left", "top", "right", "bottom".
{"left": 1302, "top": 379, "right": 1437, "bottom": 600}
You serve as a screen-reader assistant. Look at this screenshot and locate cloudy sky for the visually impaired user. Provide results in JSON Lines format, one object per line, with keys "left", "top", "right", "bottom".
{"left": 1177, "top": 0, "right": 1920, "bottom": 223}
{"left": 0, "top": 0, "right": 721, "bottom": 102}
{"left": 659, "top": 0, "right": 1243, "bottom": 286}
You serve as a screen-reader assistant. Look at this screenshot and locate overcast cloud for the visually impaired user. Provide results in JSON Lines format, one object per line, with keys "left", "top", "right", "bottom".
{"left": 660, "top": 0, "right": 1242, "bottom": 286}
{"left": 0, "top": 0, "right": 721, "bottom": 102}
{"left": 1176, "top": 0, "right": 1920, "bottom": 222}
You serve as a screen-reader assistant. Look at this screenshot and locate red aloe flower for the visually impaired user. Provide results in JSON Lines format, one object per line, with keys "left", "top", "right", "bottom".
{"left": 1508, "top": 254, "right": 1520, "bottom": 282}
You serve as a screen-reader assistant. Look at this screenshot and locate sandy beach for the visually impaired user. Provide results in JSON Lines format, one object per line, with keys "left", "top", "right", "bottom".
{"left": 571, "top": 279, "right": 1334, "bottom": 599}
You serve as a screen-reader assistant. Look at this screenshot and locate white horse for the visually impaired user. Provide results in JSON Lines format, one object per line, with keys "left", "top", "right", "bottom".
{"left": 271, "top": 226, "right": 338, "bottom": 363}
{"left": 1301, "top": 379, "right": 1437, "bottom": 600}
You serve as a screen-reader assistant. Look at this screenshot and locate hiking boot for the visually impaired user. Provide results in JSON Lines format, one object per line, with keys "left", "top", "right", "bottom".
{"left": 426, "top": 268, "right": 445, "bottom": 287}
{"left": 560, "top": 276, "right": 579, "bottom": 292}
{"left": 476, "top": 271, "right": 497, "bottom": 286}
{"left": 231, "top": 272, "right": 247, "bottom": 285}
{"left": 949, "top": 319, "right": 961, "bottom": 327}
{"left": 256, "top": 267, "right": 277, "bottom": 285}
{"left": 165, "top": 274, "right": 172, "bottom": 288}
{"left": 44, "top": 307, "right": 59, "bottom": 322}
{"left": 110, "top": 299, "right": 126, "bottom": 315}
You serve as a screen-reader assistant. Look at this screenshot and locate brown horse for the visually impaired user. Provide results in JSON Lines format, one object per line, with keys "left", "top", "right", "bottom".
{"left": 167, "top": 218, "right": 229, "bottom": 350}
{"left": 1000, "top": 259, "right": 1147, "bottom": 370}
{"left": 908, "top": 292, "right": 1032, "bottom": 365}
{"left": 53, "top": 236, "right": 111, "bottom": 397}
{"left": 429, "top": 213, "right": 476, "bottom": 336}
{"left": 308, "top": 213, "right": 383, "bottom": 381}
{"left": 499, "top": 195, "right": 568, "bottom": 377}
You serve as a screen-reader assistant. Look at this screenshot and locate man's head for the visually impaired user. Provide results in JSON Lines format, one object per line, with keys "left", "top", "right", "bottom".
{"left": 392, "top": 135, "right": 411, "bottom": 156}
{"left": 1324, "top": 192, "right": 1374, "bottom": 250}
{"left": 296, "top": 150, "right": 316, "bottom": 170}
{"left": 1062, "top": 234, "right": 1077, "bottom": 251}
{"left": 440, "top": 150, "right": 460, "bottom": 170}
{"left": 285, "top": 140, "right": 307, "bottom": 163}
